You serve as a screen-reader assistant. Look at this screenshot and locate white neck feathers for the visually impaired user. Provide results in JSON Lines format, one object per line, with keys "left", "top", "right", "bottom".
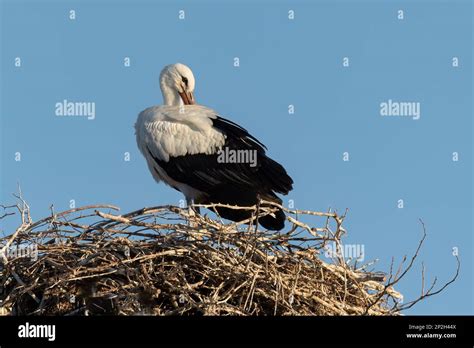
{"left": 160, "top": 83, "right": 183, "bottom": 106}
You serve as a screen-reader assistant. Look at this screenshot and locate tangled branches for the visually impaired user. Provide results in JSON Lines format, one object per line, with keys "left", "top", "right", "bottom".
{"left": 0, "top": 195, "right": 460, "bottom": 316}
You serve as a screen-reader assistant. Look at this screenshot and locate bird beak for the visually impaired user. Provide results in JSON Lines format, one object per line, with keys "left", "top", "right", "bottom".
{"left": 179, "top": 90, "right": 195, "bottom": 105}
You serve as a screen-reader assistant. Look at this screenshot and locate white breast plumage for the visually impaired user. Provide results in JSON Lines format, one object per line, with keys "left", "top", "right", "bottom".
{"left": 135, "top": 104, "right": 226, "bottom": 199}
{"left": 135, "top": 105, "right": 226, "bottom": 162}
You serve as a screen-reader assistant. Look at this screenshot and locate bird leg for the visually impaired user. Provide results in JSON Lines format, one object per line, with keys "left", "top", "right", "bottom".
{"left": 186, "top": 199, "right": 198, "bottom": 217}
{"left": 186, "top": 198, "right": 201, "bottom": 234}
{"left": 186, "top": 198, "right": 201, "bottom": 216}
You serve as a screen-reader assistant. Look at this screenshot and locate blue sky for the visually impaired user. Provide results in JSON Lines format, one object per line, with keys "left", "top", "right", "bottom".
{"left": 1, "top": 0, "right": 472, "bottom": 315}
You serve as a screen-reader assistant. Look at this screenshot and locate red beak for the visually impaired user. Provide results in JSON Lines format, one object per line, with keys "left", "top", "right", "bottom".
{"left": 179, "top": 91, "right": 194, "bottom": 105}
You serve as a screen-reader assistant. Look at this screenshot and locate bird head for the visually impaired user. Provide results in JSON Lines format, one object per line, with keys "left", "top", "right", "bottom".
{"left": 160, "top": 63, "right": 195, "bottom": 105}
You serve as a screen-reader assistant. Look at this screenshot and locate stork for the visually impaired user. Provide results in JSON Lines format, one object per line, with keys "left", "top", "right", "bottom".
{"left": 135, "top": 63, "right": 293, "bottom": 230}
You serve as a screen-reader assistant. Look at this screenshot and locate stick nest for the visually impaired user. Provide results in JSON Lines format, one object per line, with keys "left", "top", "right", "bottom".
{"left": 0, "top": 198, "right": 459, "bottom": 316}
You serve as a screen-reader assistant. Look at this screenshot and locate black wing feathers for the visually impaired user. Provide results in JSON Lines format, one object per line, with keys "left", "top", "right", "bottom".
{"left": 212, "top": 116, "right": 267, "bottom": 151}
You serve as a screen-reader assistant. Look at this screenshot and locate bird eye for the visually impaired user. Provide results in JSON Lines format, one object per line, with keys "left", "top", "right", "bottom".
{"left": 181, "top": 76, "right": 188, "bottom": 86}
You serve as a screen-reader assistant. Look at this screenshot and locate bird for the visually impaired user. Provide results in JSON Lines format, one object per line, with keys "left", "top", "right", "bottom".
{"left": 135, "top": 63, "right": 293, "bottom": 230}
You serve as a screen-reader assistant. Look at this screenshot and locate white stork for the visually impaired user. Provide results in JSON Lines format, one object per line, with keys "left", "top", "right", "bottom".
{"left": 135, "top": 63, "right": 293, "bottom": 230}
